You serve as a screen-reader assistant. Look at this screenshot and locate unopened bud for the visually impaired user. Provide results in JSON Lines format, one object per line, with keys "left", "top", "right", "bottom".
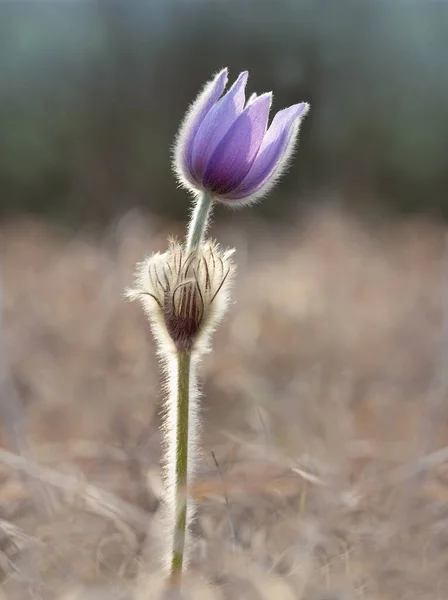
{"left": 127, "top": 240, "right": 234, "bottom": 352}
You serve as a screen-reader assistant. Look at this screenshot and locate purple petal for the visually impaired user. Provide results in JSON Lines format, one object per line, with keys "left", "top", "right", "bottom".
{"left": 182, "top": 69, "right": 228, "bottom": 180}
{"left": 191, "top": 71, "right": 249, "bottom": 179}
{"left": 202, "top": 93, "right": 272, "bottom": 194}
{"left": 228, "top": 102, "right": 309, "bottom": 200}
{"left": 245, "top": 92, "right": 258, "bottom": 107}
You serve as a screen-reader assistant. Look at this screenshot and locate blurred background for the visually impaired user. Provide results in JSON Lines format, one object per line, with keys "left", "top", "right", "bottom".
{"left": 1, "top": 0, "right": 448, "bottom": 225}
{"left": 2, "top": 2, "right": 448, "bottom": 599}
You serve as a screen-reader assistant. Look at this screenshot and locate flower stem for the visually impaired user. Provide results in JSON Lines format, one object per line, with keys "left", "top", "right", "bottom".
{"left": 186, "top": 192, "right": 213, "bottom": 253}
{"left": 170, "top": 349, "right": 191, "bottom": 580}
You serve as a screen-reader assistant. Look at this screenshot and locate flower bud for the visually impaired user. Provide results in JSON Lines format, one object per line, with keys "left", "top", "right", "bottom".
{"left": 127, "top": 240, "right": 234, "bottom": 352}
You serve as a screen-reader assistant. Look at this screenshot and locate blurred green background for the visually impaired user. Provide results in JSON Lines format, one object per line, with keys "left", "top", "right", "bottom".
{"left": 1, "top": 0, "right": 447, "bottom": 225}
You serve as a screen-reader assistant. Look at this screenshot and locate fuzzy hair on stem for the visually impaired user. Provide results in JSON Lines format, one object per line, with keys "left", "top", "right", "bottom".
{"left": 186, "top": 191, "right": 214, "bottom": 254}
{"left": 162, "top": 348, "right": 200, "bottom": 576}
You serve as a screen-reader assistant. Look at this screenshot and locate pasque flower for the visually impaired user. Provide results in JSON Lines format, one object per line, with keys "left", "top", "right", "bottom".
{"left": 174, "top": 68, "right": 309, "bottom": 205}
{"left": 127, "top": 67, "right": 309, "bottom": 583}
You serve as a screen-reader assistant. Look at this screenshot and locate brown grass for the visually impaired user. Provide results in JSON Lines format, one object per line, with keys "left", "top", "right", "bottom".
{"left": 0, "top": 207, "right": 448, "bottom": 599}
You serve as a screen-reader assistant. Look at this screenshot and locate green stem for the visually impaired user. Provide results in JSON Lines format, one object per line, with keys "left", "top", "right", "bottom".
{"left": 186, "top": 192, "right": 213, "bottom": 253}
{"left": 170, "top": 349, "right": 191, "bottom": 579}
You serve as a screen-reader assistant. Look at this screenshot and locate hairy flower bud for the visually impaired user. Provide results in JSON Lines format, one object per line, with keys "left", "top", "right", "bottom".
{"left": 127, "top": 240, "right": 234, "bottom": 352}
{"left": 174, "top": 68, "right": 310, "bottom": 206}
{"left": 164, "top": 280, "right": 203, "bottom": 351}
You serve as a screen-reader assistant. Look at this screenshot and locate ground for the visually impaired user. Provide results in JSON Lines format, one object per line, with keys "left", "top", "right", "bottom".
{"left": 0, "top": 208, "right": 447, "bottom": 599}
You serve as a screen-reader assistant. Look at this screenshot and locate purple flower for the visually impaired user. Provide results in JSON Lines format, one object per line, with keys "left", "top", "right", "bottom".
{"left": 174, "top": 68, "right": 310, "bottom": 205}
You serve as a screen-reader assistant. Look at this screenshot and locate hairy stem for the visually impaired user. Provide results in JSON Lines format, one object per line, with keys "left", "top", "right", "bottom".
{"left": 186, "top": 192, "right": 213, "bottom": 253}
{"left": 169, "top": 349, "right": 191, "bottom": 580}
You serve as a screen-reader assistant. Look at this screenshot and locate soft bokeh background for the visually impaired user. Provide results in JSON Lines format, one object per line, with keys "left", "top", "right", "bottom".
{"left": 1, "top": 1, "right": 448, "bottom": 599}
{"left": 2, "top": 0, "right": 448, "bottom": 223}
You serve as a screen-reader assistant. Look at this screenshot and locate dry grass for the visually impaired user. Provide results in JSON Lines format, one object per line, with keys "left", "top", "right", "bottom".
{"left": 0, "top": 207, "right": 448, "bottom": 599}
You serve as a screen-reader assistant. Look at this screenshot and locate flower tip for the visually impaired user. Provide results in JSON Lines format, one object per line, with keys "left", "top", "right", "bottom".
{"left": 246, "top": 92, "right": 258, "bottom": 106}
{"left": 298, "top": 102, "right": 311, "bottom": 118}
{"left": 249, "top": 91, "right": 273, "bottom": 114}
{"left": 215, "top": 67, "right": 229, "bottom": 83}
{"left": 237, "top": 70, "right": 249, "bottom": 85}
{"left": 260, "top": 91, "right": 273, "bottom": 103}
